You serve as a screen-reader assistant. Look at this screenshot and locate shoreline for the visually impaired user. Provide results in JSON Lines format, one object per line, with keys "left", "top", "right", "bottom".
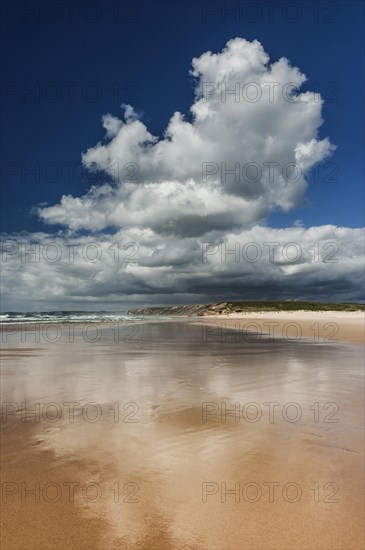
{"left": 1, "top": 311, "right": 364, "bottom": 347}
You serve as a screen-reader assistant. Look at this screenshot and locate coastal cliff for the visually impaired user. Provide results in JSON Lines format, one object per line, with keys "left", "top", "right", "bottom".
{"left": 127, "top": 301, "right": 364, "bottom": 317}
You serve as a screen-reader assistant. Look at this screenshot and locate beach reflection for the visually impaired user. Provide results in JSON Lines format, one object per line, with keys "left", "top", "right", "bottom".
{"left": 1, "top": 321, "right": 364, "bottom": 549}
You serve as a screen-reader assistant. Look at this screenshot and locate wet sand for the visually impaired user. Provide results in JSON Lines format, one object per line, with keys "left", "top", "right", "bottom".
{"left": 1, "top": 320, "right": 364, "bottom": 549}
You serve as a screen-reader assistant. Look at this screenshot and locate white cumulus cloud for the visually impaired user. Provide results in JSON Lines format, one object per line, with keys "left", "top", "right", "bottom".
{"left": 39, "top": 38, "right": 335, "bottom": 236}
{"left": 1, "top": 38, "right": 363, "bottom": 309}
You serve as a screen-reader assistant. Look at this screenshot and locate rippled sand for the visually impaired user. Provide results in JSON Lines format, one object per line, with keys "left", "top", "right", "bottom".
{"left": 1, "top": 320, "right": 364, "bottom": 549}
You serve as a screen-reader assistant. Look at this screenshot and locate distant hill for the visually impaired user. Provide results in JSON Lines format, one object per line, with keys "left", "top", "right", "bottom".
{"left": 128, "top": 301, "right": 365, "bottom": 316}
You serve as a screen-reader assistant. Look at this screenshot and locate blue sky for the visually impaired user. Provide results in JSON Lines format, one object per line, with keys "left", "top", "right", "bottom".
{"left": 2, "top": 0, "right": 364, "bottom": 233}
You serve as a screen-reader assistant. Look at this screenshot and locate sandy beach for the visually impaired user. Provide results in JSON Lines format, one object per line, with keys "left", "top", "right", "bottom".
{"left": 1, "top": 313, "right": 364, "bottom": 549}
{"left": 197, "top": 310, "right": 365, "bottom": 345}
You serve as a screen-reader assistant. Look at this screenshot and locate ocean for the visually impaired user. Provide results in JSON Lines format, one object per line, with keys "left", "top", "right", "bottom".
{"left": 0, "top": 310, "right": 140, "bottom": 324}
